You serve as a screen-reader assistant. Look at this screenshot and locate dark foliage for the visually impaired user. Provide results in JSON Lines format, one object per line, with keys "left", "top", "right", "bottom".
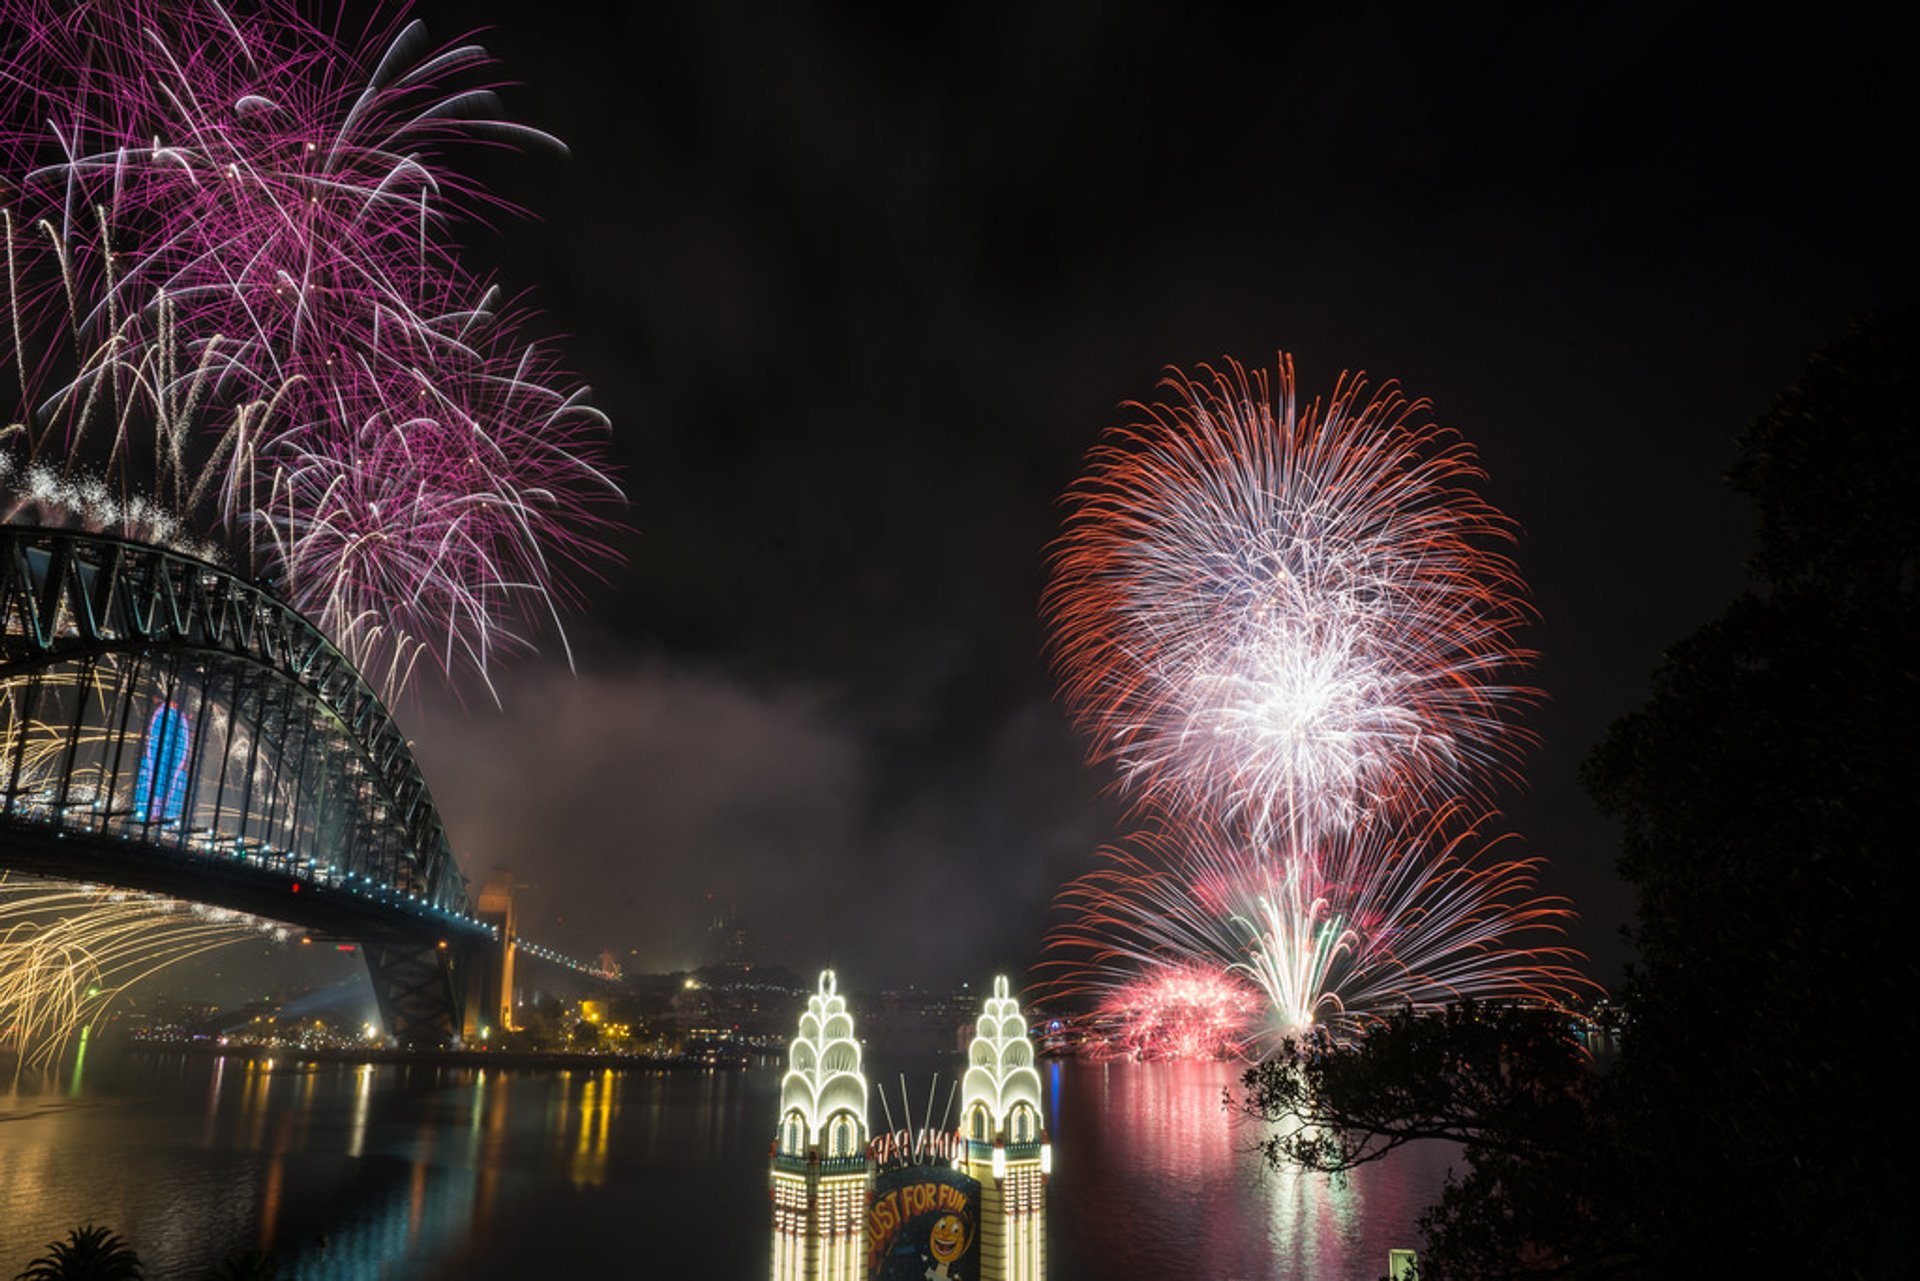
{"left": 1245, "top": 313, "right": 1920, "bottom": 1278}
{"left": 1242, "top": 1003, "right": 1592, "bottom": 1172}
{"left": 204, "top": 1250, "right": 276, "bottom": 1281}
{"left": 1585, "top": 313, "right": 1920, "bottom": 1273}
{"left": 1240, "top": 1005, "right": 1627, "bottom": 1280}
{"left": 13, "top": 1225, "right": 144, "bottom": 1281}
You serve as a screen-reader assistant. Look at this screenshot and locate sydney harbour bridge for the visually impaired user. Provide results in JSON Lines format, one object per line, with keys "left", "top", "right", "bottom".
{"left": 0, "top": 524, "right": 600, "bottom": 1048}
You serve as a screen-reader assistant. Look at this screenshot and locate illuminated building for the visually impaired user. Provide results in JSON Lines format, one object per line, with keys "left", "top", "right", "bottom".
{"left": 959, "top": 976, "right": 1049, "bottom": 1281}
{"left": 771, "top": 970, "right": 869, "bottom": 1281}
{"left": 768, "top": 971, "right": 1051, "bottom": 1280}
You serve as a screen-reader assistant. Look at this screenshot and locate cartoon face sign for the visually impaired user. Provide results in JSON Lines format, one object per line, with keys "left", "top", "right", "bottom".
{"left": 929, "top": 1213, "right": 970, "bottom": 1264}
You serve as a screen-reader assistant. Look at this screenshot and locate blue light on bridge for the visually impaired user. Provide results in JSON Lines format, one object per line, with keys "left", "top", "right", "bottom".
{"left": 134, "top": 702, "right": 193, "bottom": 825}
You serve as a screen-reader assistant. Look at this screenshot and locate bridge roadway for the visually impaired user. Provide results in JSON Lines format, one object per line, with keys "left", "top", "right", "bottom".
{"left": 0, "top": 525, "right": 604, "bottom": 1046}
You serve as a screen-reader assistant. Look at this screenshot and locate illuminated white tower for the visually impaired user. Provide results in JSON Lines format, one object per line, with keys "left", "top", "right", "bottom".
{"left": 959, "top": 976, "right": 1050, "bottom": 1281}
{"left": 771, "top": 970, "right": 869, "bottom": 1281}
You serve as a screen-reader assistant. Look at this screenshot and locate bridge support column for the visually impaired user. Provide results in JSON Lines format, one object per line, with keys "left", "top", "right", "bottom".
{"left": 365, "top": 943, "right": 469, "bottom": 1048}
{"left": 461, "top": 939, "right": 514, "bottom": 1042}
{"left": 472, "top": 870, "right": 516, "bottom": 1036}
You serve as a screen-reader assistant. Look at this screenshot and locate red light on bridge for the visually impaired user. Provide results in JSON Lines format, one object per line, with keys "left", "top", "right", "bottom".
{"left": 290, "top": 882, "right": 300, "bottom": 893}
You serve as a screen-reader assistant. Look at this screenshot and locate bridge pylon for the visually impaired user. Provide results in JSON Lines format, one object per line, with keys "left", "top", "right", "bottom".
{"left": 468, "top": 869, "right": 517, "bottom": 1039}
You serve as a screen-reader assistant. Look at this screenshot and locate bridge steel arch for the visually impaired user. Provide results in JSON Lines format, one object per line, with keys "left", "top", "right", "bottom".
{"left": 0, "top": 526, "right": 501, "bottom": 1046}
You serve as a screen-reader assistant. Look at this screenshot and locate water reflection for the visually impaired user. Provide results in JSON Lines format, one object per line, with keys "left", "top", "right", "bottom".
{"left": 570, "top": 1069, "right": 616, "bottom": 1186}
{"left": 66, "top": 1025, "right": 89, "bottom": 1096}
{"left": 1050, "top": 1059, "right": 1452, "bottom": 1279}
{"left": 348, "top": 1063, "right": 372, "bottom": 1157}
{"left": 1, "top": 1052, "right": 1450, "bottom": 1279}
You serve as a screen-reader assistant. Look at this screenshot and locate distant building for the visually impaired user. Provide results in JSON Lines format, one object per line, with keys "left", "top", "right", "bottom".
{"left": 707, "top": 892, "right": 754, "bottom": 970}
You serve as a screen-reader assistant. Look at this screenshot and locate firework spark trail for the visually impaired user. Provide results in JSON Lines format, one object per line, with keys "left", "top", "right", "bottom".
{"left": 0, "top": 0, "right": 547, "bottom": 360}
{"left": 1049, "top": 807, "right": 1589, "bottom": 1047}
{"left": 0, "top": 0, "right": 622, "bottom": 694}
{"left": 1044, "top": 355, "right": 1536, "bottom": 840}
{"left": 0, "top": 874, "right": 273, "bottom": 1084}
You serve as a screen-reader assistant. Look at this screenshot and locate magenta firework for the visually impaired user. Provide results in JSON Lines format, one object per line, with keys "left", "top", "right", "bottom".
{"left": 0, "top": 0, "right": 620, "bottom": 692}
{"left": 1044, "top": 356, "right": 1535, "bottom": 839}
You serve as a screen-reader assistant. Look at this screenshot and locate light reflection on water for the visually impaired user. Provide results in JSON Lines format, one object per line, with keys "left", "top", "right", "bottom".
{"left": 0, "top": 1051, "right": 1450, "bottom": 1279}
{"left": 1048, "top": 1058, "right": 1453, "bottom": 1280}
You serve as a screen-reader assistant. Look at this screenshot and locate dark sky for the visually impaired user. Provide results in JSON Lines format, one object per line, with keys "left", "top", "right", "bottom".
{"left": 395, "top": 1, "right": 1914, "bottom": 990}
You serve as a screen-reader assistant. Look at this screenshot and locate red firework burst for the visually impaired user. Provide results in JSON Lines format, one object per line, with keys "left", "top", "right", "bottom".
{"left": 1044, "top": 355, "right": 1536, "bottom": 839}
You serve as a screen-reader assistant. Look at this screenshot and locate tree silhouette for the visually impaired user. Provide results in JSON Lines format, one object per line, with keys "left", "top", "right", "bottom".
{"left": 1239, "top": 1004, "right": 1624, "bottom": 1278}
{"left": 204, "top": 1250, "right": 276, "bottom": 1281}
{"left": 1246, "top": 312, "right": 1920, "bottom": 1277}
{"left": 1585, "top": 310, "right": 1919, "bottom": 1275}
{"left": 13, "top": 1225, "right": 144, "bottom": 1281}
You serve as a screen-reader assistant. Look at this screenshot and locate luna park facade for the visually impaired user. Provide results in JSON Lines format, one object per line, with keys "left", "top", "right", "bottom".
{"left": 770, "top": 972, "right": 1049, "bottom": 1281}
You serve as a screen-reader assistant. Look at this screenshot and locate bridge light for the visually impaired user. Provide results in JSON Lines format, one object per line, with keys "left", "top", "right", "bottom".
{"left": 290, "top": 883, "right": 300, "bottom": 893}
{"left": 436, "top": 939, "right": 448, "bottom": 950}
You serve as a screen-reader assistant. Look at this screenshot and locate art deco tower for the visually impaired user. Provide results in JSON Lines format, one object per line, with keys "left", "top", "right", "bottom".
{"left": 958, "top": 976, "right": 1050, "bottom": 1280}
{"left": 770, "top": 970, "right": 869, "bottom": 1281}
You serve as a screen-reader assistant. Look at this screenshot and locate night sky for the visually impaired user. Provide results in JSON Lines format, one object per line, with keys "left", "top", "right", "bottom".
{"left": 392, "top": 1, "right": 1913, "bottom": 990}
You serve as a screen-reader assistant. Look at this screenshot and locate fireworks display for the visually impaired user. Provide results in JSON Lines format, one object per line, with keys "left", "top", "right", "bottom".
{"left": 1058, "top": 807, "right": 1585, "bottom": 1052}
{"left": 0, "top": 0, "right": 622, "bottom": 1077}
{"left": 1045, "top": 357, "right": 1585, "bottom": 1053}
{"left": 1094, "top": 963, "right": 1261, "bottom": 1061}
{"left": 1044, "top": 356, "right": 1534, "bottom": 839}
{"left": 0, "top": 0, "right": 621, "bottom": 693}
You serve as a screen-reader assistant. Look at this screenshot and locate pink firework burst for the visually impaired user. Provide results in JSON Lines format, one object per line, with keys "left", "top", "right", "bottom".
{"left": 1, "top": 0, "right": 539, "bottom": 346}
{"left": 1044, "top": 355, "right": 1536, "bottom": 840}
{"left": 1098, "top": 963, "right": 1262, "bottom": 1061}
{"left": 0, "top": 0, "right": 621, "bottom": 693}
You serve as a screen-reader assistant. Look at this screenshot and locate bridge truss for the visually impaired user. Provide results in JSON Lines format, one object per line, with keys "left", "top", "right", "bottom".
{"left": 0, "top": 526, "right": 504, "bottom": 1044}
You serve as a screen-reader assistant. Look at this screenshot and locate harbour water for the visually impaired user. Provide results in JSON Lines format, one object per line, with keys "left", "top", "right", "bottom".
{"left": 0, "top": 1049, "right": 1456, "bottom": 1279}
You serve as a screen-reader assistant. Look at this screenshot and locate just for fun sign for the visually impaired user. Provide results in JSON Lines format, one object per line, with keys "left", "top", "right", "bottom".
{"left": 866, "top": 1164, "right": 982, "bottom": 1281}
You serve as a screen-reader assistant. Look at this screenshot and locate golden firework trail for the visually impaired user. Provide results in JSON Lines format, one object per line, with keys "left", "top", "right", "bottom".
{"left": 1, "top": 874, "right": 277, "bottom": 1085}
